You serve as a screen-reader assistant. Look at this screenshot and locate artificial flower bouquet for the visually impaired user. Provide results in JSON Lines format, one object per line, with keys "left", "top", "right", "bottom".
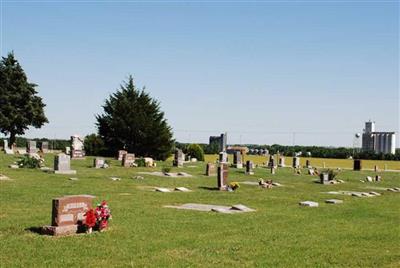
{"left": 84, "top": 200, "right": 112, "bottom": 233}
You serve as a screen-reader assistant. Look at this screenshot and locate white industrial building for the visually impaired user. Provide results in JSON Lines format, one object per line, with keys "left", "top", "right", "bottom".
{"left": 361, "top": 121, "right": 396, "bottom": 154}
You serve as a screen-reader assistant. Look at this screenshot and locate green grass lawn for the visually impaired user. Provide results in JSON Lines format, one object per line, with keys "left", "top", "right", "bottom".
{"left": 1, "top": 154, "right": 399, "bottom": 267}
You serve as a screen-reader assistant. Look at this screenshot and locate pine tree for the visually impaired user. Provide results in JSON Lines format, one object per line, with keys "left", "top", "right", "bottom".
{"left": 96, "top": 76, "right": 174, "bottom": 160}
{"left": 0, "top": 52, "right": 48, "bottom": 147}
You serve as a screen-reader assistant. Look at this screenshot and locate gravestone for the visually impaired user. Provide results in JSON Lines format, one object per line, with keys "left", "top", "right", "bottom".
{"left": 278, "top": 156, "right": 285, "bottom": 167}
{"left": 65, "top": 147, "right": 71, "bottom": 155}
{"left": 117, "top": 150, "right": 127, "bottom": 161}
{"left": 54, "top": 153, "right": 76, "bottom": 174}
{"left": 27, "top": 140, "right": 37, "bottom": 154}
{"left": 122, "top": 153, "right": 135, "bottom": 167}
{"left": 268, "top": 155, "right": 276, "bottom": 168}
{"left": 305, "top": 160, "right": 311, "bottom": 168}
{"left": 374, "top": 165, "right": 379, "bottom": 172}
{"left": 219, "top": 151, "right": 228, "bottom": 163}
{"left": 292, "top": 157, "right": 300, "bottom": 168}
{"left": 70, "top": 135, "right": 85, "bottom": 159}
{"left": 93, "top": 158, "right": 105, "bottom": 168}
{"left": 245, "top": 160, "right": 254, "bottom": 175}
{"left": 206, "top": 163, "right": 216, "bottom": 176}
{"left": 271, "top": 167, "right": 276, "bottom": 175}
{"left": 3, "top": 140, "right": 13, "bottom": 154}
{"left": 233, "top": 151, "right": 243, "bottom": 168}
{"left": 173, "top": 149, "right": 184, "bottom": 167}
{"left": 299, "top": 201, "right": 319, "bottom": 207}
{"left": 217, "top": 163, "right": 229, "bottom": 190}
{"left": 40, "top": 141, "right": 49, "bottom": 153}
{"left": 42, "top": 195, "right": 95, "bottom": 236}
{"left": 320, "top": 173, "right": 329, "bottom": 184}
{"left": 353, "top": 159, "right": 362, "bottom": 171}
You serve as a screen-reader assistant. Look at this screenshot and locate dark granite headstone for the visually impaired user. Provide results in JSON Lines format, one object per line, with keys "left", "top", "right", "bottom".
{"left": 353, "top": 159, "right": 362, "bottom": 171}
{"left": 217, "top": 163, "right": 228, "bottom": 190}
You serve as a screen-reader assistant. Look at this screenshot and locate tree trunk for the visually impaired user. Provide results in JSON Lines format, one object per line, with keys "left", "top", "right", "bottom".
{"left": 9, "top": 132, "right": 16, "bottom": 149}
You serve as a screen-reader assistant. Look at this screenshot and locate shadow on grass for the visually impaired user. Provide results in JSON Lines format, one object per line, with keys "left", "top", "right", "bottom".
{"left": 198, "top": 186, "right": 220, "bottom": 191}
{"left": 25, "top": 226, "right": 43, "bottom": 234}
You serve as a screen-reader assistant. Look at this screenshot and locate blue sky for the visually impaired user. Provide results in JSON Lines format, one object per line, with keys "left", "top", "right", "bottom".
{"left": 1, "top": 1, "right": 399, "bottom": 147}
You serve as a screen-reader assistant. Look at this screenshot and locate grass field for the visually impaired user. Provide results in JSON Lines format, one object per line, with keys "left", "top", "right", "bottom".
{"left": 1, "top": 154, "right": 399, "bottom": 267}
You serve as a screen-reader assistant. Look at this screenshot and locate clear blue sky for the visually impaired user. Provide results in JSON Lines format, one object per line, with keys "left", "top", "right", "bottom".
{"left": 1, "top": 1, "right": 399, "bottom": 147}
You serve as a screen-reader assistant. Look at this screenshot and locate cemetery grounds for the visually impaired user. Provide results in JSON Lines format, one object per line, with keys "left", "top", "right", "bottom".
{"left": 0, "top": 154, "right": 399, "bottom": 267}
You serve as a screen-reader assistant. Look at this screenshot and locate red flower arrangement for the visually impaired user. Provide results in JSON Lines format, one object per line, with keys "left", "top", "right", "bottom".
{"left": 84, "top": 200, "right": 112, "bottom": 233}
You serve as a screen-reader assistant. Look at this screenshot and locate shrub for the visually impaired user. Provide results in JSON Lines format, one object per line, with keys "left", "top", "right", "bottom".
{"left": 162, "top": 167, "right": 171, "bottom": 173}
{"left": 17, "top": 155, "right": 42, "bottom": 168}
{"left": 135, "top": 158, "right": 146, "bottom": 167}
{"left": 185, "top": 144, "right": 204, "bottom": 161}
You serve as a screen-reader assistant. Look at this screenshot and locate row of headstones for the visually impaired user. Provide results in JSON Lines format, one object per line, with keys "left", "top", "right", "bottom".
{"left": 220, "top": 152, "right": 302, "bottom": 169}
{"left": 221, "top": 153, "right": 367, "bottom": 172}
{"left": 53, "top": 150, "right": 136, "bottom": 174}
{"left": 3, "top": 140, "right": 50, "bottom": 154}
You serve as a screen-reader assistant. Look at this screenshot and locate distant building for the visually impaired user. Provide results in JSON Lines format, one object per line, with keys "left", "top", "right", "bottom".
{"left": 209, "top": 133, "right": 227, "bottom": 152}
{"left": 361, "top": 121, "right": 396, "bottom": 154}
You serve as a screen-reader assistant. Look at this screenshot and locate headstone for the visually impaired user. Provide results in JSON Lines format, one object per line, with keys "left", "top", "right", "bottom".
{"left": 173, "top": 149, "right": 184, "bottom": 167}
{"left": 40, "top": 141, "right": 49, "bottom": 153}
{"left": 245, "top": 160, "right": 254, "bottom": 175}
{"left": 65, "top": 146, "right": 71, "bottom": 155}
{"left": 374, "top": 165, "right": 379, "bottom": 172}
{"left": 325, "top": 199, "right": 343, "bottom": 204}
{"left": 3, "top": 139, "right": 8, "bottom": 150}
{"left": 271, "top": 167, "right": 276, "bottom": 175}
{"left": 54, "top": 153, "right": 76, "bottom": 174}
{"left": 42, "top": 195, "right": 95, "bottom": 236}
{"left": 305, "top": 160, "right": 311, "bottom": 168}
{"left": 278, "top": 156, "right": 285, "bottom": 167}
{"left": 206, "top": 163, "right": 216, "bottom": 176}
{"left": 93, "top": 158, "right": 105, "bottom": 168}
{"left": 70, "top": 135, "right": 85, "bottom": 159}
{"left": 143, "top": 157, "right": 155, "bottom": 167}
{"left": 353, "top": 159, "right": 362, "bottom": 171}
{"left": 155, "top": 187, "right": 171, "bottom": 193}
{"left": 122, "top": 153, "right": 135, "bottom": 167}
{"left": 3, "top": 139, "right": 13, "bottom": 154}
{"left": 27, "top": 140, "right": 37, "bottom": 154}
{"left": 292, "top": 157, "right": 300, "bottom": 168}
{"left": 299, "top": 201, "right": 319, "bottom": 207}
{"left": 233, "top": 151, "right": 243, "bottom": 168}
{"left": 320, "top": 173, "right": 329, "bottom": 184}
{"left": 217, "top": 163, "right": 228, "bottom": 190}
{"left": 323, "top": 162, "right": 326, "bottom": 168}
{"left": 219, "top": 151, "right": 228, "bottom": 163}
{"left": 268, "top": 155, "right": 276, "bottom": 168}
{"left": 117, "top": 150, "right": 127, "bottom": 161}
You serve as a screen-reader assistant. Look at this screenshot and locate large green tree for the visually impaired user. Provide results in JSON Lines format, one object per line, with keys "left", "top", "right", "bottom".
{"left": 0, "top": 52, "right": 48, "bottom": 147}
{"left": 96, "top": 76, "right": 174, "bottom": 160}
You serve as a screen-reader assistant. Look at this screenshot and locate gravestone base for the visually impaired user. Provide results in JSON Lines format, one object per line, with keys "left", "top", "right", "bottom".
{"left": 233, "top": 163, "right": 243, "bottom": 169}
{"left": 71, "top": 150, "right": 85, "bottom": 160}
{"left": 245, "top": 171, "right": 254, "bottom": 175}
{"left": 54, "top": 170, "right": 77, "bottom": 175}
{"left": 42, "top": 224, "right": 78, "bottom": 236}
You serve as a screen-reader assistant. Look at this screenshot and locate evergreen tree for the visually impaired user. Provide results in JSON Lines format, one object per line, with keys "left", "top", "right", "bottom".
{"left": 96, "top": 76, "right": 174, "bottom": 160}
{"left": 0, "top": 52, "right": 48, "bottom": 147}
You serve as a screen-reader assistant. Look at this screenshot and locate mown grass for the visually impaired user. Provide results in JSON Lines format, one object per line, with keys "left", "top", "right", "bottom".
{"left": 0, "top": 154, "right": 399, "bottom": 267}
